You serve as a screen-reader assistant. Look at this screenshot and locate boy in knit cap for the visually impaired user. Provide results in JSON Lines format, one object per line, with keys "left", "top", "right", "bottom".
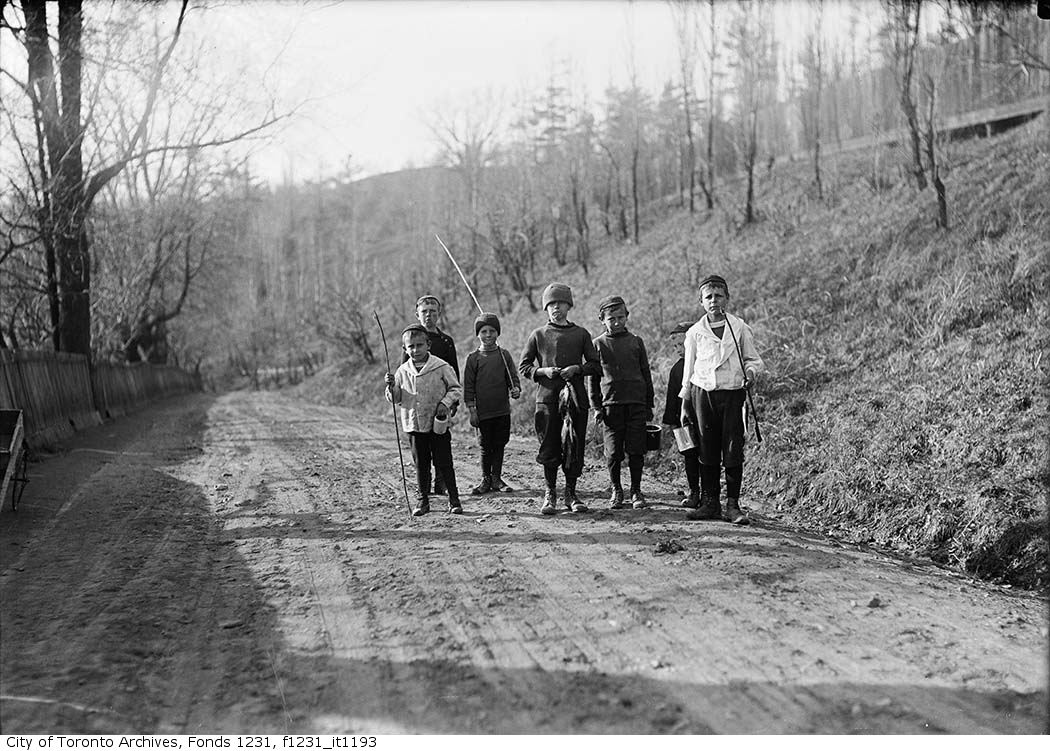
{"left": 589, "top": 296, "right": 655, "bottom": 509}
{"left": 403, "top": 294, "right": 459, "bottom": 496}
{"left": 463, "top": 312, "right": 522, "bottom": 494}
{"left": 385, "top": 324, "right": 464, "bottom": 517}
{"left": 679, "top": 275, "right": 764, "bottom": 524}
{"left": 662, "top": 320, "right": 701, "bottom": 503}
{"left": 519, "top": 283, "right": 601, "bottom": 515}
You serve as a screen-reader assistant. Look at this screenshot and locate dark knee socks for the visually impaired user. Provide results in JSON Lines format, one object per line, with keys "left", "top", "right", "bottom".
{"left": 628, "top": 454, "right": 643, "bottom": 491}
{"left": 544, "top": 464, "right": 558, "bottom": 490}
{"left": 725, "top": 465, "right": 743, "bottom": 499}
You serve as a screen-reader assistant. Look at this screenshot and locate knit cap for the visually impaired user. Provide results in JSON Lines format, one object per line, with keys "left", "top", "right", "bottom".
{"left": 597, "top": 295, "right": 628, "bottom": 318}
{"left": 698, "top": 274, "right": 729, "bottom": 295}
{"left": 541, "top": 283, "right": 574, "bottom": 309}
{"left": 669, "top": 320, "right": 693, "bottom": 334}
{"left": 474, "top": 312, "right": 501, "bottom": 335}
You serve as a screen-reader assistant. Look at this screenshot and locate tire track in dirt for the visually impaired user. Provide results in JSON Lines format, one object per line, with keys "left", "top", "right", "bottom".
{"left": 3, "top": 390, "right": 1045, "bottom": 733}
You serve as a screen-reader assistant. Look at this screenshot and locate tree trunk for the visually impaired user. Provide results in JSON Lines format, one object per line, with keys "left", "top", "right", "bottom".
{"left": 25, "top": 0, "right": 92, "bottom": 356}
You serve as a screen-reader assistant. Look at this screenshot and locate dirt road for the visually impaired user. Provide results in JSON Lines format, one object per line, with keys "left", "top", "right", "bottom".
{"left": 1, "top": 391, "right": 1046, "bottom": 733}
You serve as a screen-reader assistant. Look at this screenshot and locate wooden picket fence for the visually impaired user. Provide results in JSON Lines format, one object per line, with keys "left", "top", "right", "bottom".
{"left": 0, "top": 349, "right": 201, "bottom": 450}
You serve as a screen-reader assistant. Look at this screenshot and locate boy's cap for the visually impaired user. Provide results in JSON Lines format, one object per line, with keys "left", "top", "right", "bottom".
{"left": 669, "top": 321, "right": 693, "bottom": 335}
{"left": 474, "top": 312, "right": 501, "bottom": 335}
{"left": 401, "top": 323, "right": 429, "bottom": 338}
{"left": 698, "top": 274, "right": 729, "bottom": 295}
{"left": 597, "top": 295, "right": 628, "bottom": 318}
{"left": 415, "top": 294, "right": 442, "bottom": 309}
{"left": 541, "top": 283, "right": 573, "bottom": 309}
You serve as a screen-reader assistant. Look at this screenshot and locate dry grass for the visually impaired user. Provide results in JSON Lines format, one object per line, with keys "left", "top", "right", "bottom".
{"left": 318, "top": 115, "right": 1050, "bottom": 589}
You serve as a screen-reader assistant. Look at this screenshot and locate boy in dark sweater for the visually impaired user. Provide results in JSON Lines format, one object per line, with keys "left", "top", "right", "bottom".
{"left": 661, "top": 320, "right": 701, "bottom": 505}
{"left": 519, "top": 283, "right": 601, "bottom": 515}
{"left": 589, "top": 296, "right": 655, "bottom": 509}
{"left": 464, "top": 312, "right": 521, "bottom": 494}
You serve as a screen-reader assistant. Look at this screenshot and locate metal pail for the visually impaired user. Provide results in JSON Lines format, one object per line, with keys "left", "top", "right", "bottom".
{"left": 672, "top": 425, "right": 697, "bottom": 452}
{"left": 645, "top": 424, "right": 662, "bottom": 452}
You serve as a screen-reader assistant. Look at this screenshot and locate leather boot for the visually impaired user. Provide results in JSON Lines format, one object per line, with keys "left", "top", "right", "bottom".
{"left": 565, "top": 476, "right": 588, "bottom": 513}
{"left": 471, "top": 476, "right": 492, "bottom": 495}
{"left": 448, "top": 491, "right": 463, "bottom": 515}
{"left": 681, "top": 489, "right": 701, "bottom": 509}
{"left": 722, "top": 497, "right": 749, "bottom": 525}
{"left": 541, "top": 485, "right": 557, "bottom": 515}
{"left": 412, "top": 495, "right": 430, "bottom": 517}
{"left": 491, "top": 453, "right": 513, "bottom": 492}
{"left": 687, "top": 493, "right": 721, "bottom": 521}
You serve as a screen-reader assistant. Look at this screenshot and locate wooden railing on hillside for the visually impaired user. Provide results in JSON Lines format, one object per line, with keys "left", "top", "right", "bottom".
{"left": 768, "top": 14, "right": 1050, "bottom": 157}
{"left": 0, "top": 350, "right": 201, "bottom": 449}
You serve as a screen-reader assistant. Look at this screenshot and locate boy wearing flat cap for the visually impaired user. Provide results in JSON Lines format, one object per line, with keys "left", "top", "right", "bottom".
{"left": 589, "top": 295, "right": 655, "bottom": 509}
{"left": 463, "top": 312, "right": 521, "bottom": 494}
{"left": 679, "top": 274, "right": 765, "bottom": 524}
{"left": 519, "top": 283, "right": 601, "bottom": 515}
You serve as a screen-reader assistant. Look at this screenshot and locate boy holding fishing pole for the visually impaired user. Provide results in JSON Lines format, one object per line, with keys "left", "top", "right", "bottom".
{"left": 588, "top": 295, "right": 655, "bottom": 510}
{"left": 463, "top": 312, "right": 521, "bottom": 494}
{"left": 519, "top": 283, "right": 602, "bottom": 515}
{"left": 679, "top": 275, "right": 764, "bottom": 525}
{"left": 403, "top": 294, "right": 459, "bottom": 496}
{"left": 385, "top": 324, "right": 464, "bottom": 517}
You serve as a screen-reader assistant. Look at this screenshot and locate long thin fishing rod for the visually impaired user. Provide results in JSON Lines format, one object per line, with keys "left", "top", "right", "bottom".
{"left": 374, "top": 311, "right": 414, "bottom": 515}
{"left": 433, "top": 233, "right": 516, "bottom": 391}
{"left": 435, "top": 234, "right": 484, "bottom": 313}
{"left": 723, "top": 315, "right": 763, "bottom": 444}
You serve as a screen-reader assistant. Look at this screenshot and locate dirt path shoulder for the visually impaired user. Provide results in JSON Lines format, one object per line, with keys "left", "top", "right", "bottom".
{"left": 1, "top": 391, "right": 1046, "bottom": 733}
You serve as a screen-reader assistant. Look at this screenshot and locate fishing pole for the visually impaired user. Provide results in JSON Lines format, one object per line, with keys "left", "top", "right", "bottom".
{"left": 374, "top": 310, "right": 414, "bottom": 515}
{"left": 722, "top": 315, "right": 763, "bottom": 443}
{"left": 433, "top": 233, "right": 517, "bottom": 392}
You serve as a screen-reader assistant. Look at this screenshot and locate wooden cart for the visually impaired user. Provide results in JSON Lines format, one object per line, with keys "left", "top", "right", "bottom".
{"left": 1, "top": 410, "right": 28, "bottom": 512}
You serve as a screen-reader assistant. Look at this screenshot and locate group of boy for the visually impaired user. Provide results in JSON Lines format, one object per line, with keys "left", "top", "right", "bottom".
{"left": 384, "top": 274, "right": 764, "bottom": 524}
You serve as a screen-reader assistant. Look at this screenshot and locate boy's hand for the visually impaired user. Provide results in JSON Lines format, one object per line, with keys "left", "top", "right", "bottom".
{"left": 744, "top": 369, "right": 758, "bottom": 389}
{"left": 510, "top": 387, "right": 521, "bottom": 399}
{"left": 560, "top": 364, "right": 580, "bottom": 379}
{"left": 680, "top": 408, "right": 692, "bottom": 425}
{"left": 384, "top": 373, "right": 395, "bottom": 386}
{"left": 537, "top": 366, "right": 560, "bottom": 380}
{"left": 594, "top": 408, "right": 606, "bottom": 424}
{"left": 435, "top": 404, "right": 448, "bottom": 420}
{"left": 468, "top": 408, "right": 479, "bottom": 428}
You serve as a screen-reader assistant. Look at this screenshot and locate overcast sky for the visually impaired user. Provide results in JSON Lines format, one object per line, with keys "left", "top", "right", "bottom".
{"left": 192, "top": 0, "right": 699, "bottom": 183}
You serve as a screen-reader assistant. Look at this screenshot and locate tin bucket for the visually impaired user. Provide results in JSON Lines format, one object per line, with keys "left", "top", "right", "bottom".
{"left": 672, "top": 425, "right": 697, "bottom": 452}
{"left": 645, "top": 424, "right": 662, "bottom": 452}
{"left": 432, "top": 413, "right": 449, "bottom": 435}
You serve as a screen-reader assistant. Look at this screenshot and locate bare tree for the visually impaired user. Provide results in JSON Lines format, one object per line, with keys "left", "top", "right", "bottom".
{"left": 1, "top": 0, "right": 285, "bottom": 356}
{"left": 883, "top": 0, "right": 928, "bottom": 190}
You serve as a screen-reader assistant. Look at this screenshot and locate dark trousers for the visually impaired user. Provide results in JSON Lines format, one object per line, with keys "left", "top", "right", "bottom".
{"left": 408, "top": 431, "right": 458, "bottom": 499}
{"left": 478, "top": 414, "right": 511, "bottom": 475}
{"left": 534, "top": 402, "right": 587, "bottom": 479}
{"left": 602, "top": 403, "right": 647, "bottom": 488}
{"left": 689, "top": 387, "right": 746, "bottom": 499}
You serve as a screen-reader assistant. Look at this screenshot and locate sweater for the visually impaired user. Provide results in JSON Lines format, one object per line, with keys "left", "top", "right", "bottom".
{"left": 386, "top": 354, "right": 462, "bottom": 433}
{"left": 463, "top": 347, "right": 520, "bottom": 421}
{"left": 588, "top": 330, "right": 654, "bottom": 410}
{"left": 519, "top": 321, "right": 601, "bottom": 405}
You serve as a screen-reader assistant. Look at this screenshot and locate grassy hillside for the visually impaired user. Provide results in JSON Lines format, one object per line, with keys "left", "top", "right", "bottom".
{"left": 300, "top": 115, "right": 1049, "bottom": 589}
